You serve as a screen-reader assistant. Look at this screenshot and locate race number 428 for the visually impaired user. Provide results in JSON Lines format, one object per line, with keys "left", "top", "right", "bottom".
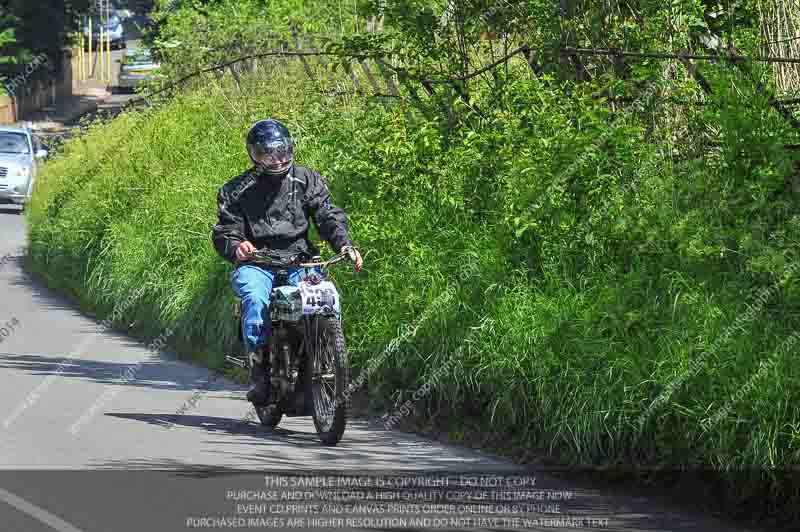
{"left": 299, "top": 281, "right": 340, "bottom": 315}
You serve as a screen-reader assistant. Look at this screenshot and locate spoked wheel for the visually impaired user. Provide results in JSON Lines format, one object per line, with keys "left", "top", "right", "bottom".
{"left": 306, "top": 315, "right": 349, "bottom": 445}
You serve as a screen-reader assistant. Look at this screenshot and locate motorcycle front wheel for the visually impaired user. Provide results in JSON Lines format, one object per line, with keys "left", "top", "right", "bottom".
{"left": 306, "top": 315, "right": 349, "bottom": 445}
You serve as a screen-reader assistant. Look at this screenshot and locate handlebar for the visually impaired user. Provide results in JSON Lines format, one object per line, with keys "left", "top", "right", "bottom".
{"left": 242, "top": 249, "right": 351, "bottom": 270}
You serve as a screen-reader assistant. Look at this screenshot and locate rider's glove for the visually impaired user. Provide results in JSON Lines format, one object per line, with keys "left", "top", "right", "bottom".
{"left": 343, "top": 246, "right": 357, "bottom": 261}
{"left": 341, "top": 246, "right": 363, "bottom": 272}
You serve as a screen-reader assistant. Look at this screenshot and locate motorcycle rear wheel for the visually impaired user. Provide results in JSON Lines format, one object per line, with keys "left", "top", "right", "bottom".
{"left": 250, "top": 346, "right": 284, "bottom": 429}
{"left": 307, "top": 315, "right": 349, "bottom": 446}
{"left": 255, "top": 403, "right": 284, "bottom": 429}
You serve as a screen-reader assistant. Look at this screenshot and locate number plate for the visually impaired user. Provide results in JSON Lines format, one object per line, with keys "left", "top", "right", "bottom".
{"left": 299, "top": 280, "right": 340, "bottom": 315}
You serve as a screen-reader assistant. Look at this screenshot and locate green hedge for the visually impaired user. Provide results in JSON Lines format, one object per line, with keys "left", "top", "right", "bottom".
{"left": 26, "top": 54, "right": 800, "bottom": 526}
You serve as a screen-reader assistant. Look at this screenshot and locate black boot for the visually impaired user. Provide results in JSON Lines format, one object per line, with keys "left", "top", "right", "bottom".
{"left": 247, "top": 361, "right": 271, "bottom": 406}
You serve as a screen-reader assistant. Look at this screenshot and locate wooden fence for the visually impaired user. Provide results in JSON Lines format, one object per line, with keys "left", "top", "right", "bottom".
{"left": 0, "top": 48, "right": 81, "bottom": 125}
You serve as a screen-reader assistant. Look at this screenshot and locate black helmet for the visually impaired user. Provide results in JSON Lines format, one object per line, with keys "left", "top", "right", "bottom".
{"left": 246, "top": 119, "right": 294, "bottom": 175}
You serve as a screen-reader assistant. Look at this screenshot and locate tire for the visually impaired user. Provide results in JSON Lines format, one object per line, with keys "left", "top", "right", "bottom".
{"left": 307, "top": 315, "right": 349, "bottom": 445}
{"left": 249, "top": 343, "right": 283, "bottom": 429}
{"left": 255, "top": 403, "right": 284, "bottom": 429}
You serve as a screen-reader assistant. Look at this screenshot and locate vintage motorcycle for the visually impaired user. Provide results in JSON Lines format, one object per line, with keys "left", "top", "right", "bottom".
{"left": 225, "top": 249, "right": 352, "bottom": 445}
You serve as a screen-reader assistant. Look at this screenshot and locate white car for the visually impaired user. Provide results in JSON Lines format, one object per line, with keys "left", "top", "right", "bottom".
{"left": 0, "top": 126, "right": 48, "bottom": 213}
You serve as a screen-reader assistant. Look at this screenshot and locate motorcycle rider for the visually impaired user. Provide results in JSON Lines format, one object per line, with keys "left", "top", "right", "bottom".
{"left": 212, "top": 119, "right": 362, "bottom": 405}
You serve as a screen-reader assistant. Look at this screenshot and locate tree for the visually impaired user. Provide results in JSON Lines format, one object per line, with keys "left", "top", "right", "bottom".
{"left": 0, "top": 0, "right": 90, "bottom": 87}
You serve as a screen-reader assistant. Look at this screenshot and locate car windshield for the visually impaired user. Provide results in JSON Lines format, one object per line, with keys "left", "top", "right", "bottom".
{"left": 124, "top": 49, "right": 152, "bottom": 65}
{"left": 0, "top": 132, "right": 29, "bottom": 154}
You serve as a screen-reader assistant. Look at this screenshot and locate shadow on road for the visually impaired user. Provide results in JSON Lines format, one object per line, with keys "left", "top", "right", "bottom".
{"left": 106, "top": 412, "right": 271, "bottom": 438}
{"left": 7, "top": 265, "right": 94, "bottom": 314}
{"left": 105, "top": 413, "right": 399, "bottom": 448}
{"left": 96, "top": 413, "right": 521, "bottom": 474}
{"left": 0, "top": 352, "right": 228, "bottom": 392}
{"left": 24, "top": 94, "right": 106, "bottom": 130}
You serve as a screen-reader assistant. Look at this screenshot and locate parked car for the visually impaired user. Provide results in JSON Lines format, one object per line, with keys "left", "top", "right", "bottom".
{"left": 118, "top": 47, "right": 161, "bottom": 91}
{"left": 84, "top": 12, "right": 126, "bottom": 50}
{"left": 0, "top": 125, "right": 47, "bottom": 213}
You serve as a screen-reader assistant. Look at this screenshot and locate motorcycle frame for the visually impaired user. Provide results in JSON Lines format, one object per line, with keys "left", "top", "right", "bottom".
{"left": 238, "top": 265, "right": 341, "bottom": 417}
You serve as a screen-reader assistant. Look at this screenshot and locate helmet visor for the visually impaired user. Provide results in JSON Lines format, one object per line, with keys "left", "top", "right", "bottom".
{"left": 250, "top": 139, "right": 294, "bottom": 171}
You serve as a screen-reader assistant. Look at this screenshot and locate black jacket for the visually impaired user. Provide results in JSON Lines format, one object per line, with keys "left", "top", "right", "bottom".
{"left": 212, "top": 165, "right": 352, "bottom": 263}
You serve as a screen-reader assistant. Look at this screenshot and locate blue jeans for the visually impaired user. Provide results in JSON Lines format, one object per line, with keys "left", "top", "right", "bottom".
{"left": 232, "top": 265, "right": 314, "bottom": 354}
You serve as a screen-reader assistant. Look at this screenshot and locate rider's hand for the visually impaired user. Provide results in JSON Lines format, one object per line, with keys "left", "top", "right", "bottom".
{"left": 235, "top": 241, "right": 256, "bottom": 262}
{"left": 343, "top": 246, "right": 363, "bottom": 273}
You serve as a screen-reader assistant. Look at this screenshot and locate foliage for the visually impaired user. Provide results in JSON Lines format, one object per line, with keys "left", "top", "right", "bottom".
{"left": 0, "top": 0, "right": 90, "bottom": 89}
{"left": 25, "top": 0, "right": 800, "bottom": 526}
{"left": 148, "top": 0, "right": 367, "bottom": 81}
{"left": 0, "top": 27, "right": 16, "bottom": 88}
